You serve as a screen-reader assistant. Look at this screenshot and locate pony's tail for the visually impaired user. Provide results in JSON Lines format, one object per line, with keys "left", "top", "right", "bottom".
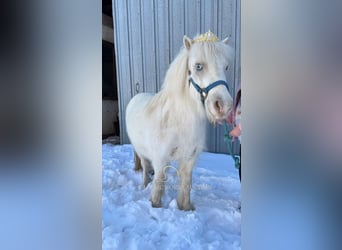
{"left": 134, "top": 151, "right": 143, "bottom": 171}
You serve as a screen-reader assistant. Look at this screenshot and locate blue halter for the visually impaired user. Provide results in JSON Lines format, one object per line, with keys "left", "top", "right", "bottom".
{"left": 189, "top": 77, "right": 230, "bottom": 104}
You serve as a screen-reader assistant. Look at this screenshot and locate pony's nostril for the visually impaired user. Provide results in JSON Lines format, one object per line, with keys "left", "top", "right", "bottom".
{"left": 215, "top": 100, "right": 223, "bottom": 114}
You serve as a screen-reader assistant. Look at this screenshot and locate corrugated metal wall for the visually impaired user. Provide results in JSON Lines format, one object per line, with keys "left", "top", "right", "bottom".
{"left": 113, "top": 0, "right": 240, "bottom": 153}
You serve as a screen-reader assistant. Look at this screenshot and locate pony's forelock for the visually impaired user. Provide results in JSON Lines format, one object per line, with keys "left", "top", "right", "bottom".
{"left": 190, "top": 41, "right": 234, "bottom": 66}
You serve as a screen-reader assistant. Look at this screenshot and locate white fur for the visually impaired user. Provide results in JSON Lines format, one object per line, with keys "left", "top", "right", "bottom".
{"left": 126, "top": 34, "right": 234, "bottom": 210}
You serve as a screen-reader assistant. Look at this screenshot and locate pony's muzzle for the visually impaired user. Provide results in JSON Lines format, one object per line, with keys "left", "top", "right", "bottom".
{"left": 211, "top": 96, "right": 233, "bottom": 119}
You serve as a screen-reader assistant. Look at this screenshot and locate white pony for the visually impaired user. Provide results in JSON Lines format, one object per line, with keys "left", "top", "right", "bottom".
{"left": 126, "top": 31, "right": 234, "bottom": 210}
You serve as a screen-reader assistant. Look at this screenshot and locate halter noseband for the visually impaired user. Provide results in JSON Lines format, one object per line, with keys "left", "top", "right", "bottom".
{"left": 189, "top": 77, "right": 230, "bottom": 104}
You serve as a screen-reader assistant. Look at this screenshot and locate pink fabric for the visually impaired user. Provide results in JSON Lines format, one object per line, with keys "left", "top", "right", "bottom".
{"left": 226, "top": 88, "right": 241, "bottom": 140}
{"left": 229, "top": 124, "right": 241, "bottom": 137}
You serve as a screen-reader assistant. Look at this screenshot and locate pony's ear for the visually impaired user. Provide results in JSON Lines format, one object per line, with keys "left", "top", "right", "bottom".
{"left": 222, "top": 37, "right": 230, "bottom": 45}
{"left": 183, "top": 36, "right": 192, "bottom": 50}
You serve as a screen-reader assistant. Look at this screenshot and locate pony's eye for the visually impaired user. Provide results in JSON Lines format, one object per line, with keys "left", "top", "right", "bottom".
{"left": 195, "top": 63, "right": 203, "bottom": 71}
{"left": 225, "top": 65, "right": 230, "bottom": 71}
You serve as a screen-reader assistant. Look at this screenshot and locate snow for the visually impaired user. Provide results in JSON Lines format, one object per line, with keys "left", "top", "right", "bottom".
{"left": 102, "top": 144, "right": 241, "bottom": 250}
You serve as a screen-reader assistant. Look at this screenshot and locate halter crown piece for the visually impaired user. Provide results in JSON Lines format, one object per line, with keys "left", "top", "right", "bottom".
{"left": 193, "top": 30, "right": 219, "bottom": 43}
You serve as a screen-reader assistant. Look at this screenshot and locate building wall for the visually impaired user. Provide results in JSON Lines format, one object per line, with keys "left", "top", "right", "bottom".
{"left": 113, "top": 0, "right": 240, "bottom": 153}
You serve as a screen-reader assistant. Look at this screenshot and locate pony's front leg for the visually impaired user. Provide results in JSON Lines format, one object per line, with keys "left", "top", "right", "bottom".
{"left": 177, "top": 159, "right": 195, "bottom": 211}
{"left": 150, "top": 163, "right": 165, "bottom": 208}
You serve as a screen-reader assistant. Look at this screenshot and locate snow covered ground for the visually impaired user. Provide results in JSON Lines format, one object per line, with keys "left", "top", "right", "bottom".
{"left": 102, "top": 144, "right": 241, "bottom": 250}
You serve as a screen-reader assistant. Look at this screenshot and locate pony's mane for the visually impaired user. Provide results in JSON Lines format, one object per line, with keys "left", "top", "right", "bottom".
{"left": 161, "top": 48, "right": 190, "bottom": 96}
{"left": 147, "top": 47, "right": 189, "bottom": 112}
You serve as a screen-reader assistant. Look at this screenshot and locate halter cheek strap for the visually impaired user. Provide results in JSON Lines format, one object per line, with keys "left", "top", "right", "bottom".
{"left": 189, "top": 77, "right": 230, "bottom": 104}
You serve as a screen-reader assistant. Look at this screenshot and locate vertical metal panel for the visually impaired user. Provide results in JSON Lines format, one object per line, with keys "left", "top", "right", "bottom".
{"left": 112, "top": 0, "right": 132, "bottom": 144}
{"left": 141, "top": 0, "right": 157, "bottom": 93}
{"left": 155, "top": 0, "right": 170, "bottom": 87}
{"left": 184, "top": 0, "right": 198, "bottom": 37}
{"left": 169, "top": 0, "right": 186, "bottom": 60}
{"left": 128, "top": 0, "right": 144, "bottom": 94}
{"left": 113, "top": 0, "right": 240, "bottom": 153}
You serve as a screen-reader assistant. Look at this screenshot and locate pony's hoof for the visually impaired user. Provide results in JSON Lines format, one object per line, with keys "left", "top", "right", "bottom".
{"left": 177, "top": 202, "right": 195, "bottom": 211}
{"left": 141, "top": 181, "right": 151, "bottom": 189}
{"left": 151, "top": 201, "right": 162, "bottom": 208}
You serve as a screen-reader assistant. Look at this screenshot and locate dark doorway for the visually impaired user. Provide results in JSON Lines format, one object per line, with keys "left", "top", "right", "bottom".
{"left": 102, "top": 0, "right": 119, "bottom": 142}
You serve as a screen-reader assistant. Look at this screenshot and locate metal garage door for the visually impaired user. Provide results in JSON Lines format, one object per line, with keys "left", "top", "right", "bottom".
{"left": 113, "top": 0, "right": 240, "bottom": 153}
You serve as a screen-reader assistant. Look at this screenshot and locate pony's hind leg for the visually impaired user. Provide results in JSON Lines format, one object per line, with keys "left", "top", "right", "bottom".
{"left": 150, "top": 162, "right": 166, "bottom": 208}
{"left": 134, "top": 152, "right": 154, "bottom": 188}
{"left": 134, "top": 151, "right": 142, "bottom": 171}
{"left": 177, "top": 159, "right": 196, "bottom": 211}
